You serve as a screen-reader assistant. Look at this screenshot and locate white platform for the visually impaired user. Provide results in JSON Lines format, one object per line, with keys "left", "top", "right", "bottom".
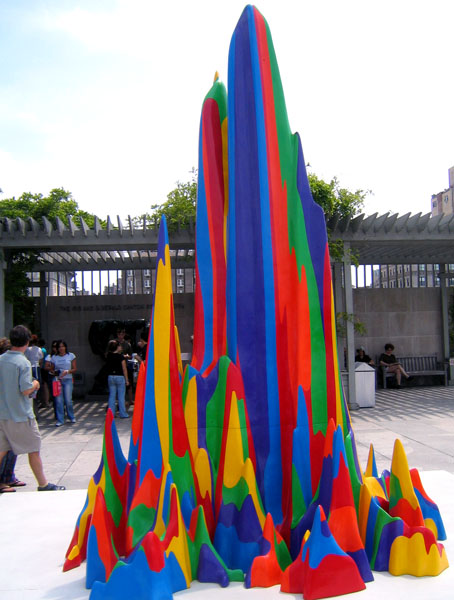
{"left": 0, "top": 471, "right": 452, "bottom": 599}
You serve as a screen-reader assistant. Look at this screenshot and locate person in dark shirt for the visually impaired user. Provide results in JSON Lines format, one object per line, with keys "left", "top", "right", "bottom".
{"left": 379, "top": 343, "right": 410, "bottom": 387}
{"left": 115, "top": 328, "right": 133, "bottom": 407}
{"left": 355, "top": 347, "right": 374, "bottom": 366}
{"left": 136, "top": 332, "right": 148, "bottom": 365}
{"left": 105, "top": 340, "right": 130, "bottom": 418}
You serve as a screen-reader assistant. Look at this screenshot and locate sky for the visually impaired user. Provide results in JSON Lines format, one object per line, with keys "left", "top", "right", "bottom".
{"left": 1, "top": 0, "right": 454, "bottom": 221}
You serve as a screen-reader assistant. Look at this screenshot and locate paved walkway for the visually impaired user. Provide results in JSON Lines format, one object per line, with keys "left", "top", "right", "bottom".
{"left": 352, "top": 385, "right": 454, "bottom": 474}
{"left": 9, "top": 385, "right": 454, "bottom": 492}
{"left": 13, "top": 395, "right": 133, "bottom": 491}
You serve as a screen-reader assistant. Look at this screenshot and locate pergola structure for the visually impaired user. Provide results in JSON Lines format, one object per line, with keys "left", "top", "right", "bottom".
{"left": 328, "top": 210, "right": 454, "bottom": 264}
{"left": 0, "top": 213, "right": 195, "bottom": 339}
{"left": 329, "top": 210, "right": 454, "bottom": 407}
{"left": 2, "top": 210, "right": 454, "bottom": 406}
{"left": 0, "top": 214, "right": 195, "bottom": 273}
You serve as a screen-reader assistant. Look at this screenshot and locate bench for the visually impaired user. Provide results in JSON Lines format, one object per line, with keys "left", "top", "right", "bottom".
{"left": 378, "top": 355, "right": 448, "bottom": 388}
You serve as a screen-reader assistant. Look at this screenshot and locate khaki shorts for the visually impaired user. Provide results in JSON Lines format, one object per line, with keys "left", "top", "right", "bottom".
{"left": 0, "top": 418, "right": 42, "bottom": 454}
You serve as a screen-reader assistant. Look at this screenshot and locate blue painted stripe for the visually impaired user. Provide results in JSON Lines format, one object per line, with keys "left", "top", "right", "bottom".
{"left": 229, "top": 6, "right": 270, "bottom": 501}
{"left": 226, "top": 32, "right": 237, "bottom": 361}
{"left": 247, "top": 6, "right": 282, "bottom": 522}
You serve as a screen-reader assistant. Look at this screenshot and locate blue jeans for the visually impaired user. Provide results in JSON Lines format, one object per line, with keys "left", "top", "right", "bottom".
{"left": 107, "top": 375, "right": 128, "bottom": 417}
{"left": 55, "top": 379, "right": 75, "bottom": 424}
{"left": 0, "top": 451, "right": 17, "bottom": 484}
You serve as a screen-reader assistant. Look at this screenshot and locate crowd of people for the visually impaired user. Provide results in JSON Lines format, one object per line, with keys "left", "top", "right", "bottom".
{"left": 0, "top": 323, "right": 148, "bottom": 494}
{"left": 1, "top": 321, "right": 410, "bottom": 496}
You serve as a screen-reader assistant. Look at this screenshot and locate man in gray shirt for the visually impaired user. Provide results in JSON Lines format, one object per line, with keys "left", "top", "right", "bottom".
{"left": 0, "top": 325, "right": 65, "bottom": 491}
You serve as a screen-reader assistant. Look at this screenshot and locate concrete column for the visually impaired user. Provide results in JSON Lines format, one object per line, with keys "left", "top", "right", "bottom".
{"left": 439, "top": 265, "right": 453, "bottom": 383}
{"left": 333, "top": 262, "right": 345, "bottom": 314}
{"left": 39, "top": 272, "right": 48, "bottom": 342}
{"left": 343, "top": 244, "right": 359, "bottom": 409}
{"left": 0, "top": 249, "right": 5, "bottom": 337}
{"left": 333, "top": 262, "right": 345, "bottom": 370}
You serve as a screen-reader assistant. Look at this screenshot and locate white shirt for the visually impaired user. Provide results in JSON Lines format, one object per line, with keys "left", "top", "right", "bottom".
{"left": 25, "top": 345, "right": 43, "bottom": 368}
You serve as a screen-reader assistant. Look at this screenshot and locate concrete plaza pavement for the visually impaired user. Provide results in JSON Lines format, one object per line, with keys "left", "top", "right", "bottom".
{"left": 8, "top": 384, "right": 454, "bottom": 492}
{"left": 351, "top": 385, "right": 454, "bottom": 475}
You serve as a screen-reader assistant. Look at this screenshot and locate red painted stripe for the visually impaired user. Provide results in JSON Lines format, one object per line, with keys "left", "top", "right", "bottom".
{"left": 202, "top": 98, "right": 227, "bottom": 365}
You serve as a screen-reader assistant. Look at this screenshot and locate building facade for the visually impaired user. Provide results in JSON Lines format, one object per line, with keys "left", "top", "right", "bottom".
{"left": 431, "top": 166, "right": 454, "bottom": 216}
{"left": 27, "top": 267, "right": 196, "bottom": 297}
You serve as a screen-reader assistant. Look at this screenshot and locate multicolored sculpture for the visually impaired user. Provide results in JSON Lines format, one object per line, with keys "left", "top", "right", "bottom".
{"left": 64, "top": 5, "right": 448, "bottom": 599}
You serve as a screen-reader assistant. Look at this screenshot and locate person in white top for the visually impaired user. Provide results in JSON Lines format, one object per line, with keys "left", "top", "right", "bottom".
{"left": 45, "top": 340, "right": 77, "bottom": 427}
{"left": 25, "top": 335, "right": 43, "bottom": 382}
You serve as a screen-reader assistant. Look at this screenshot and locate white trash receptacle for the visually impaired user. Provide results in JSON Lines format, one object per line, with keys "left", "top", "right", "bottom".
{"left": 355, "top": 362, "right": 375, "bottom": 408}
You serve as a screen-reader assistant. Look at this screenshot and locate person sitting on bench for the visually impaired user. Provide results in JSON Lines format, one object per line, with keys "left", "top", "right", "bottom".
{"left": 379, "top": 343, "right": 411, "bottom": 388}
{"left": 355, "top": 347, "right": 375, "bottom": 366}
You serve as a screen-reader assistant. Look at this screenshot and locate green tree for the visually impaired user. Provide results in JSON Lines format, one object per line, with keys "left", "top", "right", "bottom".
{"left": 0, "top": 188, "right": 99, "bottom": 328}
{"left": 0, "top": 188, "right": 96, "bottom": 226}
{"left": 308, "top": 173, "right": 367, "bottom": 221}
{"left": 135, "top": 168, "right": 197, "bottom": 230}
{"left": 308, "top": 172, "right": 368, "bottom": 262}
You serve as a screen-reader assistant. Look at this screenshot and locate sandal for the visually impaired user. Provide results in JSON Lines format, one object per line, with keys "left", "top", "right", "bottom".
{"left": 0, "top": 484, "right": 16, "bottom": 493}
{"left": 37, "top": 482, "right": 66, "bottom": 491}
{"left": 8, "top": 480, "right": 26, "bottom": 487}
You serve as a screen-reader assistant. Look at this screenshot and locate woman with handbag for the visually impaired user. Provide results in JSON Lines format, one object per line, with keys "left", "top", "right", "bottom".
{"left": 45, "top": 340, "right": 77, "bottom": 427}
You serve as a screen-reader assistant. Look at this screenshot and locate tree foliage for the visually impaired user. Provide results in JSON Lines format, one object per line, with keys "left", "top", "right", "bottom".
{"left": 0, "top": 188, "right": 98, "bottom": 328}
{"left": 134, "top": 168, "right": 197, "bottom": 230}
{"left": 307, "top": 173, "right": 367, "bottom": 221}
{"left": 0, "top": 188, "right": 97, "bottom": 227}
{"left": 307, "top": 172, "right": 368, "bottom": 261}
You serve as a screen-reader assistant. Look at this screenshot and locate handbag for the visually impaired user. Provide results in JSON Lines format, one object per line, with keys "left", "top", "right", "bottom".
{"left": 52, "top": 379, "right": 62, "bottom": 396}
